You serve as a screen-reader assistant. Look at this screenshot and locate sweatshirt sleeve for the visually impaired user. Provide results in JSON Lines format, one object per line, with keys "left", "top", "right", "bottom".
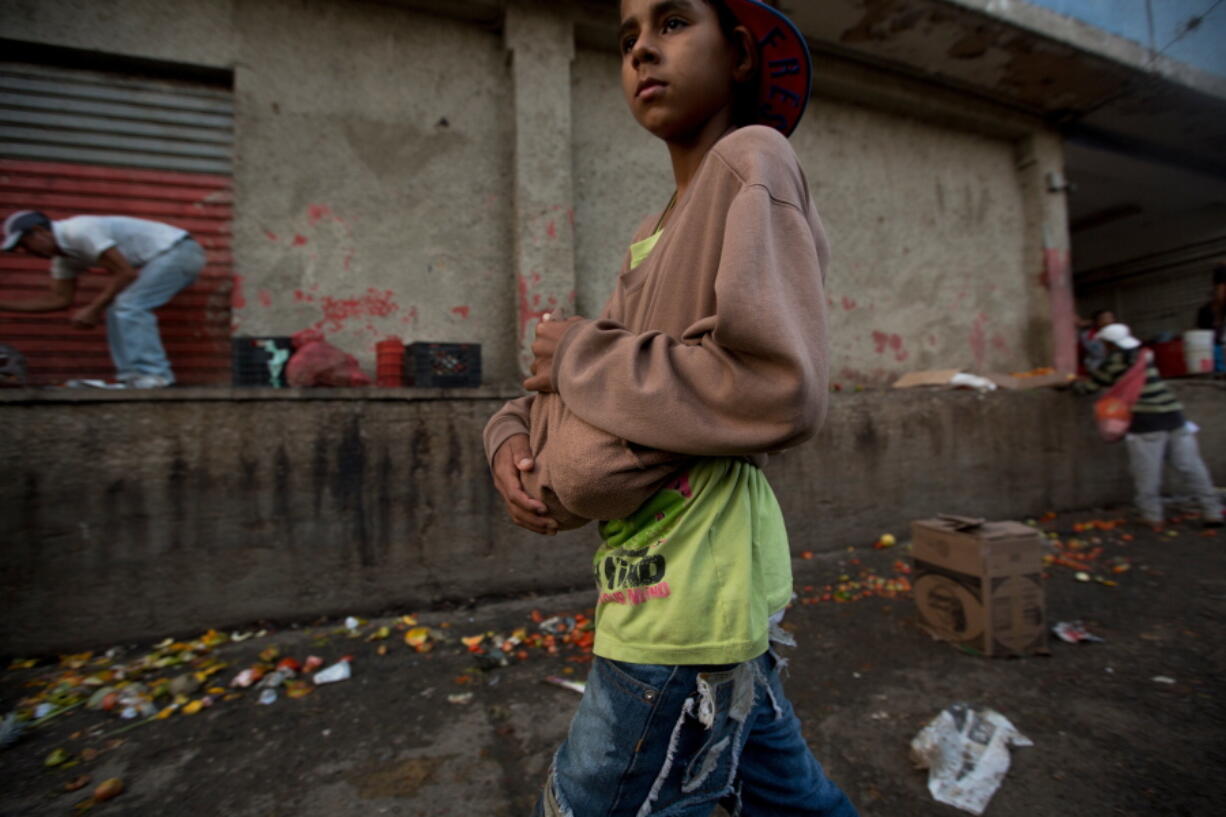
{"left": 551, "top": 186, "right": 828, "bottom": 456}
{"left": 482, "top": 394, "right": 534, "bottom": 465}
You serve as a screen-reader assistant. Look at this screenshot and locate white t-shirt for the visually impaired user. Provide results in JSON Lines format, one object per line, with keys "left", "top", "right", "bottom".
{"left": 50, "top": 216, "right": 188, "bottom": 280}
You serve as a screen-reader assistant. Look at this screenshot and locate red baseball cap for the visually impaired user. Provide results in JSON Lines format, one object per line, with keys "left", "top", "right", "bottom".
{"left": 724, "top": 0, "right": 812, "bottom": 137}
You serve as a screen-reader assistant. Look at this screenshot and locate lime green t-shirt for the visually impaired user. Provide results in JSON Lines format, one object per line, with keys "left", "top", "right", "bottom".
{"left": 591, "top": 457, "right": 794, "bottom": 665}
{"left": 629, "top": 229, "right": 663, "bottom": 271}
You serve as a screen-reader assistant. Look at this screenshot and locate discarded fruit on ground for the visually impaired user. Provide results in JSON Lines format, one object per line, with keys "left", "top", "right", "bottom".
{"left": 93, "top": 778, "right": 124, "bottom": 802}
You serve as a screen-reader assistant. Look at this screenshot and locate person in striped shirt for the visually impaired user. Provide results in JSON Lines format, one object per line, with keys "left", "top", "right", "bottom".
{"left": 1079, "top": 322, "right": 1222, "bottom": 530}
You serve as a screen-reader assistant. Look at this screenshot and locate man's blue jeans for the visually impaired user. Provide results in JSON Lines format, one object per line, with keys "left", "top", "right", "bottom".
{"left": 106, "top": 237, "right": 204, "bottom": 383}
{"left": 535, "top": 651, "right": 858, "bottom": 817}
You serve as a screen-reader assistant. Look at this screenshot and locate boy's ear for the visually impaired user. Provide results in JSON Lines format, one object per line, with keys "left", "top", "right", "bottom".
{"left": 731, "top": 25, "right": 756, "bottom": 83}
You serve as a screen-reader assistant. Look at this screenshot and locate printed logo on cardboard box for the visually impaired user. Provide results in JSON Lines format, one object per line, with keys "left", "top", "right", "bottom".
{"left": 911, "top": 516, "right": 1048, "bottom": 657}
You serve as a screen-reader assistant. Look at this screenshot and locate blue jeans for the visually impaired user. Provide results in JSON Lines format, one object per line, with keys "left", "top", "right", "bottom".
{"left": 536, "top": 652, "right": 858, "bottom": 817}
{"left": 106, "top": 237, "right": 204, "bottom": 383}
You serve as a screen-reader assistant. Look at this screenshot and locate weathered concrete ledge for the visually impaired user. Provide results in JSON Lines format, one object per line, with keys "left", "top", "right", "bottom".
{"left": 2, "top": 383, "right": 1223, "bottom": 653}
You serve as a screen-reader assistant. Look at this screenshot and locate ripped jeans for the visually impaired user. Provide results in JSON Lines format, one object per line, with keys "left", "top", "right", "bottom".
{"left": 535, "top": 651, "right": 858, "bottom": 817}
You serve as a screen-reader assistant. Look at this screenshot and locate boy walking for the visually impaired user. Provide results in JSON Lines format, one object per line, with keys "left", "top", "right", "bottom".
{"left": 1080, "top": 323, "right": 1223, "bottom": 530}
{"left": 1, "top": 210, "right": 204, "bottom": 387}
{"left": 485, "top": 1, "right": 857, "bottom": 814}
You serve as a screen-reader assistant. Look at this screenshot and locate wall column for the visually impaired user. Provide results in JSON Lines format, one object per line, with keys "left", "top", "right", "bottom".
{"left": 1018, "top": 130, "right": 1078, "bottom": 373}
{"left": 505, "top": 1, "right": 577, "bottom": 378}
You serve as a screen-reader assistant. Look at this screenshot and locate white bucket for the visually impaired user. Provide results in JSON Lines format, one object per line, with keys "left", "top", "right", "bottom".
{"left": 1183, "top": 329, "right": 1215, "bottom": 373}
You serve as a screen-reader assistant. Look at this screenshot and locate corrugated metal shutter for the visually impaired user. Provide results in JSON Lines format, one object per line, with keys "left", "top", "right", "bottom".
{"left": 0, "top": 63, "right": 233, "bottom": 385}
{"left": 0, "top": 63, "right": 232, "bottom": 174}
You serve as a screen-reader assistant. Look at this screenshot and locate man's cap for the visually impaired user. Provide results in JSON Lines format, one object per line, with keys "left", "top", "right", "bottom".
{"left": 2, "top": 210, "right": 51, "bottom": 252}
{"left": 725, "top": 0, "right": 812, "bottom": 137}
{"left": 1097, "top": 323, "right": 1141, "bottom": 350}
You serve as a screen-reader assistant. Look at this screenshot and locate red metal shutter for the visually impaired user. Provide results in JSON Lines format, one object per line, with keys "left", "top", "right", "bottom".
{"left": 0, "top": 64, "right": 233, "bottom": 385}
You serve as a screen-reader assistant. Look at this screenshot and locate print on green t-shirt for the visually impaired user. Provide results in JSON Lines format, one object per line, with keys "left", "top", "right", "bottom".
{"left": 592, "top": 458, "right": 794, "bottom": 666}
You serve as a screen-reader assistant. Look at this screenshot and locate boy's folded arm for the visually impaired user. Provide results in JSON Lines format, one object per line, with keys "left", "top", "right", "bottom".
{"left": 553, "top": 189, "right": 829, "bottom": 457}
{"left": 483, "top": 394, "right": 534, "bottom": 465}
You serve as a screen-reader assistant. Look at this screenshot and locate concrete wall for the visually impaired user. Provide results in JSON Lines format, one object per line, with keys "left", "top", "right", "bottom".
{"left": 3, "top": 384, "right": 1223, "bottom": 653}
{"left": 570, "top": 47, "right": 672, "bottom": 318}
{"left": 0, "top": 0, "right": 237, "bottom": 67}
{"left": 4, "top": 0, "right": 517, "bottom": 378}
{"left": 229, "top": 1, "right": 516, "bottom": 380}
{"left": 572, "top": 46, "right": 1049, "bottom": 383}
{"left": 4, "top": 0, "right": 1069, "bottom": 386}
{"left": 792, "top": 101, "right": 1037, "bottom": 381}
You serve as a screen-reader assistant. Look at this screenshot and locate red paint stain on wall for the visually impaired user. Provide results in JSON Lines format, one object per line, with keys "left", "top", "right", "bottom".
{"left": 969, "top": 313, "right": 988, "bottom": 370}
{"left": 292, "top": 234, "right": 309, "bottom": 246}
{"left": 546, "top": 221, "right": 557, "bottom": 239}
{"left": 1044, "top": 247, "right": 1078, "bottom": 373}
{"left": 294, "top": 289, "right": 316, "bottom": 303}
{"left": 264, "top": 230, "right": 279, "bottom": 242}
{"left": 518, "top": 273, "right": 550, "bottom": 340}
{"left": 307, "top": 204, "right": 333, "bottom": 226}
{"left": 872, "top": 330, "right": 889, "bottom": 354}
{"left": 231, "top": 274, "right": 246, "bottom": 309}
{"left": 451, "top": 305, "right": 471, "bottom": 319}
{"left": 991, "top": 333, "right": 1009, "bottom": 353}
{"left": 875, "top": 332, "right": 906, "bottom": 362}
{"left": 872, "top": 331, "right": 907, "bottom": 360}
{"left": 313, "top": 288, "right": 400, "bottom": 332}
{"left": 841, "top": 296, "right": 857, "bottom": 311}
{"left": 257, "top": 290, "right": 272, "bottom": 308}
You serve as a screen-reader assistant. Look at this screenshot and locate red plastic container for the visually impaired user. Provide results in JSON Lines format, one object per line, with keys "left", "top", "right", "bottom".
{"left": 375, "top": 338, "right": 405, "bottom": 387}
{"left": 1151, "top": 339, "right": 1186, "bottom": 378}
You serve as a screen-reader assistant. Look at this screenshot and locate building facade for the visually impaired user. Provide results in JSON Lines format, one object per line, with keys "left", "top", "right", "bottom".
{"left": 1, "top": 0, "right": 1222, "bottom": 385}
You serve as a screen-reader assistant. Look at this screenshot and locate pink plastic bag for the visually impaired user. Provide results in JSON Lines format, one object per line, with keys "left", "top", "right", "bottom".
{"left": 286, "top": 329, "right": 371, "bottom": 387}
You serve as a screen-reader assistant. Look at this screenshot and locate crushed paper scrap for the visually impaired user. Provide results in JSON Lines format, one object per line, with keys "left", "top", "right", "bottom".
{"left": 910, "top": 703, "right": 1033, "bottom": 815}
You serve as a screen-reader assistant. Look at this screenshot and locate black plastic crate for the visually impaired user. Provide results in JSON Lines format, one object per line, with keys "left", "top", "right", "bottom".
{"left": 232, "top": 336, "right": 293, "bottom": 387}
{"left": 405, "top": 342, "right": 481, "bottom": 388}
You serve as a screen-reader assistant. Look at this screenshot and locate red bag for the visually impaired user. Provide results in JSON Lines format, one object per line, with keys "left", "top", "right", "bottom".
{"left": 286, "top": 329, "right": 372, "bottom": 387}
{"left": 1094, "top": 349, "right": 1150, "bottom": 442}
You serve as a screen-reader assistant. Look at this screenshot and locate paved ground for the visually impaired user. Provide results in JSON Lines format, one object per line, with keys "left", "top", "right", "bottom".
{"left": 1, "top": 506, "right": 1224, "bottom": 817}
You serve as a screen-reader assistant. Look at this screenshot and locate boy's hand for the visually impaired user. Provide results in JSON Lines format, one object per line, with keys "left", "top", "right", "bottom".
{"left": 492, "top": 433, "right": 559, "bottom": 535}
{"left": 523, "top": 315, "right": 583, "bottom": 393}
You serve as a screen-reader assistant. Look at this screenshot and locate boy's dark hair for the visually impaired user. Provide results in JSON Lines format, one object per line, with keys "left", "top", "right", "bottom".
{"left": 1091, "top": 308, "right": 1114, "bottom": 322}
{"left": 703, "top": 0, "right": 762, "bottom": 127}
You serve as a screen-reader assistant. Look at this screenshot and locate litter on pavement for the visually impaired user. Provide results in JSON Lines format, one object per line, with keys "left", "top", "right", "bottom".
{"left": 543, "top": 676, "right": 586, "bottom": 695}
{"left": 1, "top": 603, "right": 599, "bottom": 753}
{"left": 1052, "top": 621, "right": 1105, "bottom": 644}
{"left": 910, "top": 702, "right": 1033, "bottom": 815}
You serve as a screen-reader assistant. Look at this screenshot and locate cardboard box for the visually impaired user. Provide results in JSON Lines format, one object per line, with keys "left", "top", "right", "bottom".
{"left": 986, "top": 372, "right": 1075, "bottom": 390}
{"left": 912, "top": 516, "right": 1047, "bottom": 657}
{"left": 892, "top": 370, "right": 961, "bottom": 389}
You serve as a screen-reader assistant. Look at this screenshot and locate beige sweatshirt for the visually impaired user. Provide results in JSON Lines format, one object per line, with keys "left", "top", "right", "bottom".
{"left": 483, "top": 125, "right": 831, "bottom": 527}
